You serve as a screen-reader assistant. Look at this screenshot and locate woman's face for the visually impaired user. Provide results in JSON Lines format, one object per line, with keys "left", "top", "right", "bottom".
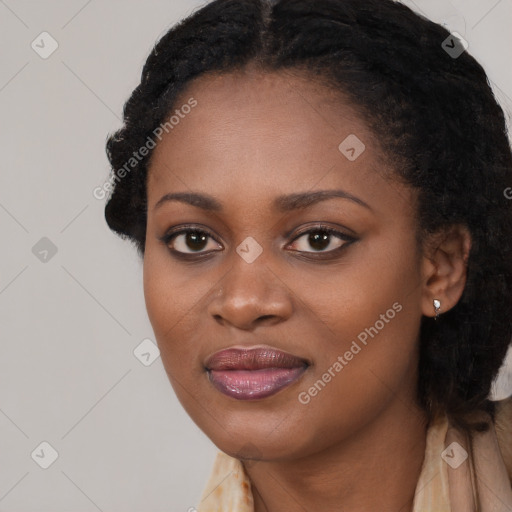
{"left": 143, "top": 68, "right": 429, "bottom": 461}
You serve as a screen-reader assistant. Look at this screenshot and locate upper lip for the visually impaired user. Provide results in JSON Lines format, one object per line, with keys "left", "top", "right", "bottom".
{"left": 204, "top": 346, "right": 310, "bottom": 371}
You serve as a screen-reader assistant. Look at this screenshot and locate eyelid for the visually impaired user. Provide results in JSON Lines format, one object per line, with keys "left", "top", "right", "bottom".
{"left": 160, "top": 223, "right": 357, "bottom": 257}
{"left": 282, "top": 220, "right": 357, "bottom": 241}
{"left": 287, "top": 223, "right": 355, "bottom": 242}
{"left": 159, "top": 224, "right": 222, "bottom": 246}
{"left": 284, "top": 224, "right": 356, "bottom": 256}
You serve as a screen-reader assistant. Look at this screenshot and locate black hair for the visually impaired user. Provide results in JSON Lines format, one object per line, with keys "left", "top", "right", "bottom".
{"left": 104, "top": 0, "right": 512, "bottom": 434}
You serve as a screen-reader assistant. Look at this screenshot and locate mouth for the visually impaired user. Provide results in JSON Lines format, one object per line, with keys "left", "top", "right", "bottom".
{"left": 204, "top": 346, "right": 310, "bottom": 400}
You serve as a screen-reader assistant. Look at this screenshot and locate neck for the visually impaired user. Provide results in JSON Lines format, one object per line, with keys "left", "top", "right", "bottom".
{"left": 246, "top": 398, "right": 429, "bottom": 512}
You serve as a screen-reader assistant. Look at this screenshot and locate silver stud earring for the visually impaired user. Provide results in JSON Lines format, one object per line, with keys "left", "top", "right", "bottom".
{"left": 433, "top": 299, "right": 441, "bottom": 320}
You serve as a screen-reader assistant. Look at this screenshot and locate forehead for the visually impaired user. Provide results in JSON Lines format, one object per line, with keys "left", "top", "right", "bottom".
{"left": 146, "top": 68, "right": 405, "bottom": 216}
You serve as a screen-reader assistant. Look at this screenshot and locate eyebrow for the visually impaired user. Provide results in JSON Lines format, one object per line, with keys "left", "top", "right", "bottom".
{"left": 153, "top": 189, "right": 372, "bottom": 213}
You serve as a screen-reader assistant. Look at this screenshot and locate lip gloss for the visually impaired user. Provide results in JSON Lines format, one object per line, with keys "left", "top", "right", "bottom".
{"left": 207, "top": 366, "right": 307, "bottom": 400}
{"left": 204, "top": 346, "right": 309, "bottom": 400}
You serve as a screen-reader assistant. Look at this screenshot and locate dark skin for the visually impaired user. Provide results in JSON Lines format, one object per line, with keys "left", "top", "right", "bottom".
{"left": 143, "top": 66, "right": 471, "bottom": 512}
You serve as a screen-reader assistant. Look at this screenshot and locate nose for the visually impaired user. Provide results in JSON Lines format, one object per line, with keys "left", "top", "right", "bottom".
{"left": 207, "top": 254, "right": 293, "bottom": 331}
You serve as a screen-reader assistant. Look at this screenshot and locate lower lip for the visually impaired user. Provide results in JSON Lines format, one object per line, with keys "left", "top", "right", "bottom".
{"left": 207, "top": 367, "right": 307, "bottom": 400}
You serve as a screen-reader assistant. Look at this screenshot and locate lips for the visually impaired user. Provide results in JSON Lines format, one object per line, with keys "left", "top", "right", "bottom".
{"left": 205, "top": 347, "right": 309, "bottom": 371}
{"left": 205, "top": 346, "right": 309, "bottom": 400}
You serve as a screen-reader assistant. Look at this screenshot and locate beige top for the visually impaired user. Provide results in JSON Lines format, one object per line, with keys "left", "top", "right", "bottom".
{"left": 196, "top": 396, "right": 512, "bottom": 512}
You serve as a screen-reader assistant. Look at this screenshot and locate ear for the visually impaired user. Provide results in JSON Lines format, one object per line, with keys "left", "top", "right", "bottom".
{"left": 420, "top": 224, "right": 472, "bottom": 318}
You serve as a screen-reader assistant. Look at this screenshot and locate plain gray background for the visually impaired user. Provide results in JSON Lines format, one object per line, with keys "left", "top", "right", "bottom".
{"left": 1, "top": 0, "right": 511, "bottom": 510}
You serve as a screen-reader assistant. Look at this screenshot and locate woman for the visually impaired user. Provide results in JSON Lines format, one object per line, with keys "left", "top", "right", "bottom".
{"left": 103, "top": 0, "right": 512, "bottom": 510}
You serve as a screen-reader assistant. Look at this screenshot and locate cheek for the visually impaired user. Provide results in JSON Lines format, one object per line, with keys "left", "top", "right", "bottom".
{"left": 142, "top": 248, "right": 213, "bottom": 415}
{"left": 143, "top": 247, "right": 200, "bottom": 360}
{"left": 292, "top": 234, "right": 421, "bottom": 347}
{"left": 291, "top": 238, "right": 423, "bottom": 416}
{"left": 143, "top": 239, "right": 206, "bottom": 329}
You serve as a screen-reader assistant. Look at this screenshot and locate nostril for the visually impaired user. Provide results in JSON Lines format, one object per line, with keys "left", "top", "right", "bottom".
{"left": 213, "top": 314, "right": 227, "bottom": 326}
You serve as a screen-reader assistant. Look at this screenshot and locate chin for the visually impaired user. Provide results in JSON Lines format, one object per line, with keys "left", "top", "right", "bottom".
{"left": 204, "top": 415, "right": 316, "bottom": 463}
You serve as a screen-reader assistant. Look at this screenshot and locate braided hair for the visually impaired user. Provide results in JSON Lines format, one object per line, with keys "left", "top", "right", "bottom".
{"left": 104, "top": 0, "right": 512, "bottom": 434}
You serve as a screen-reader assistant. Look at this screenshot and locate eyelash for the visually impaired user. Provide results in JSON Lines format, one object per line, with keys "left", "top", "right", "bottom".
{"left": 159, "top": 223, "right": 357, "bottom": 261}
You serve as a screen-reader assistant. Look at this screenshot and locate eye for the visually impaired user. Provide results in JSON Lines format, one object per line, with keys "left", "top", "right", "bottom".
{"left": 160, "top": 223, "right": 356, "bottom": 260}
{"left": 287, "top": 225, "right": 356, "bottom": 254}
{"left": 161, "top": 226, "right": 222, "bottom": 255}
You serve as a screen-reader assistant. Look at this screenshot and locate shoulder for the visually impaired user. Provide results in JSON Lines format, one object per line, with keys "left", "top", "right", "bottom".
{"left": 494, "top": 395, "right": 512, "bottom": 484}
